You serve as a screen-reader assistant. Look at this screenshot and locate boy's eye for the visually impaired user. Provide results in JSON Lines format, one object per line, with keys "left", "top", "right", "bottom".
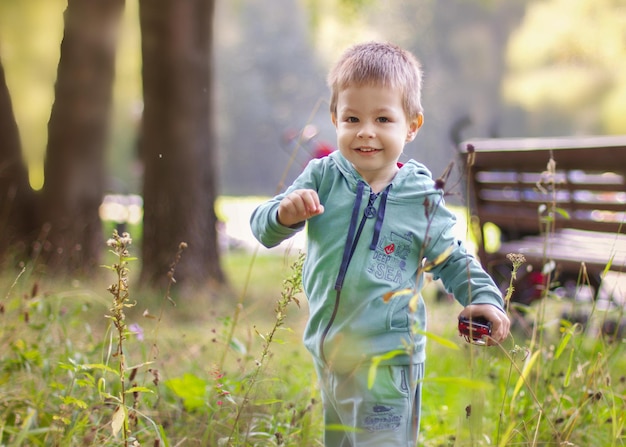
{"left": 377, "top": 117, "right": 390, "bottom": 123}
{"left": 346, "top": 117, "right": 359, "bottom": 123}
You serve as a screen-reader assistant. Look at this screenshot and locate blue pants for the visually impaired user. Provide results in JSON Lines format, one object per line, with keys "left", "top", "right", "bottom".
{"left": 314, "top": 362, "right": 424, "bottom": 446}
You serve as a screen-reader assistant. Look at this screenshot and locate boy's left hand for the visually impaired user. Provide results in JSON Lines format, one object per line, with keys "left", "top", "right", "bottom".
{"left": 459, "top": 304, "right": 510, "bottom": 345}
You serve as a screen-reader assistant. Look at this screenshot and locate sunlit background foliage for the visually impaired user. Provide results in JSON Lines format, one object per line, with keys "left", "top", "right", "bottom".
{"left": 503, "top": 0, "right": 626, "bottom": 134}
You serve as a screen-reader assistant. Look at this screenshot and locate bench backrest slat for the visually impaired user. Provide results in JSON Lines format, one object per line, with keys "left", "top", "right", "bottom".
{"left": 460, "top": 135, "right": 626, "bottom": 263}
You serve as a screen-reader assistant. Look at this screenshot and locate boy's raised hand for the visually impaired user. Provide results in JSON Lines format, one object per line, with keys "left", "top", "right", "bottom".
{"left": 277, "top": 189, "right": 325, "bottom": 227}
{"left": 459, "top": 303, "right": 511, "bottom": 345}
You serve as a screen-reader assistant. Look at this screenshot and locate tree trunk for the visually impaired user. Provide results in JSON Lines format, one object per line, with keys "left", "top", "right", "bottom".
{"left": 0, "top": 59, "right": 37, "bottom": 264}
{"left": 139, "top": 0, "right": 224, "bottom": 289}
{"left": 41, "top": 0, "right": 124, "bottom": 274}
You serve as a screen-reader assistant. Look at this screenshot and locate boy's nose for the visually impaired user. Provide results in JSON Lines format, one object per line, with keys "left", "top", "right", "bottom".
{"left": 357, "top": 124, "right": 375, "bottom": 138}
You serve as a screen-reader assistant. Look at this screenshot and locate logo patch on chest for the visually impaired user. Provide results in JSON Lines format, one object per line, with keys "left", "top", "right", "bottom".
{"left": 367, "top": 232, "right": 413, "bottom": 285}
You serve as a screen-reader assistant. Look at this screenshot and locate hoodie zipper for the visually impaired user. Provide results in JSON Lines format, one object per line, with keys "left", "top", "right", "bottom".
{"left": 319, "top": 181, "right": 392, "bottom": 365}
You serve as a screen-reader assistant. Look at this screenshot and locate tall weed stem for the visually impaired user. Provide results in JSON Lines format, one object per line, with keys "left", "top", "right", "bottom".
{"left": 105, "top": 230, "right": 136, "bottom": 445}
{"left": 226, "top": 252, "right": 305, "bottom": 444}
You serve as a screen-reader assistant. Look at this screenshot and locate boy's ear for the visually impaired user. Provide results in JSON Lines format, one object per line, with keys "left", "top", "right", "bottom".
{"left": 406, "top": 113, "right": 424, "bottom": 142}
{"left": 331, "top": 113, "right": 338, "bottom": 127}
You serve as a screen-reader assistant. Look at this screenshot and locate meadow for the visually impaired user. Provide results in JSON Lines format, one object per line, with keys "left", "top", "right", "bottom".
{"left": 1, "top": 224, "right": 625, "bottom": 446}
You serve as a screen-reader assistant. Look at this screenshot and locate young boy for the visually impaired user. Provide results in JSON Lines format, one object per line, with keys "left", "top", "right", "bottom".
{"left": 250, "top": 41, "right": 510, "bottom": 446}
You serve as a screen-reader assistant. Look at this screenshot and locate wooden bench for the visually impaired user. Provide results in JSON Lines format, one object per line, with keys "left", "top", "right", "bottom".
{"left": 460, "top": 135, "right": 626, "bottom": 305}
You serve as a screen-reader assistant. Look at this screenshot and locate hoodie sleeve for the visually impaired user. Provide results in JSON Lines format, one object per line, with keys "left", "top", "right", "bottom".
{"left": 424, "top": 196, "right": 505, "bottom": 311}
{"left": 250, "top": 202, "right": 305, "bottom": 248}
{"left": 250, "top": 159, "right": 323, "bottom": 249}
{"left": 434, "top": 238, "right": 505, "bottom": 310}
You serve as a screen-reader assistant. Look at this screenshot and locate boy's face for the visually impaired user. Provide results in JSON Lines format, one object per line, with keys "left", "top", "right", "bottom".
{"left": 332, "top": 84, "right": 423, "bottom": 186}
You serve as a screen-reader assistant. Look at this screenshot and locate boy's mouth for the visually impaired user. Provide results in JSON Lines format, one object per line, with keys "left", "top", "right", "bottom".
{"left": 356, "top": 147, "right": 380, "bottom": 153}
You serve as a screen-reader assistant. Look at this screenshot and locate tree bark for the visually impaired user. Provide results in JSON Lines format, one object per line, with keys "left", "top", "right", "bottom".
{"left": 138, "top": 0, "right": 224, "bottom": 289}
{"left": 41, "top": 0, "right": 124, "bottom": 274}
{"left": 0, "top": 59, "right": 37, "bottom": 263}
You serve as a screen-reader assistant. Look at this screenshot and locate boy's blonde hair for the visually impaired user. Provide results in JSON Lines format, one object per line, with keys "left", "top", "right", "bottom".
{"left": 328, "top": 41, "right": 424, "bottom": 120}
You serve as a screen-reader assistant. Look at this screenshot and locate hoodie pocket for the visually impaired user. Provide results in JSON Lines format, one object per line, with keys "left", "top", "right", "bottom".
{"left": 387, "top": 295, "right": 411, "bottom": 331}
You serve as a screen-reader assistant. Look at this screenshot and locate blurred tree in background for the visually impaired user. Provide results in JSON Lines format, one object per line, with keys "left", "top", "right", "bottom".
{"left": 138, "top": 0, "right": 224, "bottom": 288}
{"left": 41, "top": 0, "right": 124, "bottom": 273}
{"left": 0, "top": 0, "right": 124, "bottom": 274}
{"left": 0, "top": 62, "right": 35, "bottom": 261}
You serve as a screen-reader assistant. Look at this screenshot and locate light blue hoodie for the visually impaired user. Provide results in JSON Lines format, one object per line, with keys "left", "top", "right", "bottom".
{"left": 250, "top": 151, "right": 504, "bottom": 371}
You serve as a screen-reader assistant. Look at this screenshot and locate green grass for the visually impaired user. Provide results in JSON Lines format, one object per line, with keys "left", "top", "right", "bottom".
{"left": 1, "top": 240, "right": 625, "bottom": 446}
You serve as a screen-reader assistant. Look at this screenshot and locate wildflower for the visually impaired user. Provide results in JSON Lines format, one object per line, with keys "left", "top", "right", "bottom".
{"left": 211, "top": 367, "right": 231, "bottom": 405}
{"left": 129, "top": 323, "right": 144, "bottom": 341}
{"left": 106, "top": 230, "right": 132, "bottom": 252}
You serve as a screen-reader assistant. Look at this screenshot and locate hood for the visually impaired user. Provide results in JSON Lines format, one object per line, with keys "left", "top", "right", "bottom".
{"left": 327, "top": 151, "right": 436, "bottom": 197}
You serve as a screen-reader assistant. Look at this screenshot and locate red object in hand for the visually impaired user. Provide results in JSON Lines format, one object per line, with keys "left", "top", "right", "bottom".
{"left": 458, "top": 316, "right": 492, "bottom": 345}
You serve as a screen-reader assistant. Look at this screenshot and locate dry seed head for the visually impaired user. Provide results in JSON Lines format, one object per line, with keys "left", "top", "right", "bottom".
{"left": 506, "top": 253, "right": 526, "bottom": 268}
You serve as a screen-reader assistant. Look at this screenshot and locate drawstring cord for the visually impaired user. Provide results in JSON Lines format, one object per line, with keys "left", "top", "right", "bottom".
{"left": 322, "top": 180, "right": 392, "bottom": 364}
{"left": 371, "top": 184, "right": 391, "bottom": 249}
{"left": 334, "top": 181, "right": 392, "bottom": 290}
{"left": 334, "top": 181, "right": 365, "bottom": 291}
